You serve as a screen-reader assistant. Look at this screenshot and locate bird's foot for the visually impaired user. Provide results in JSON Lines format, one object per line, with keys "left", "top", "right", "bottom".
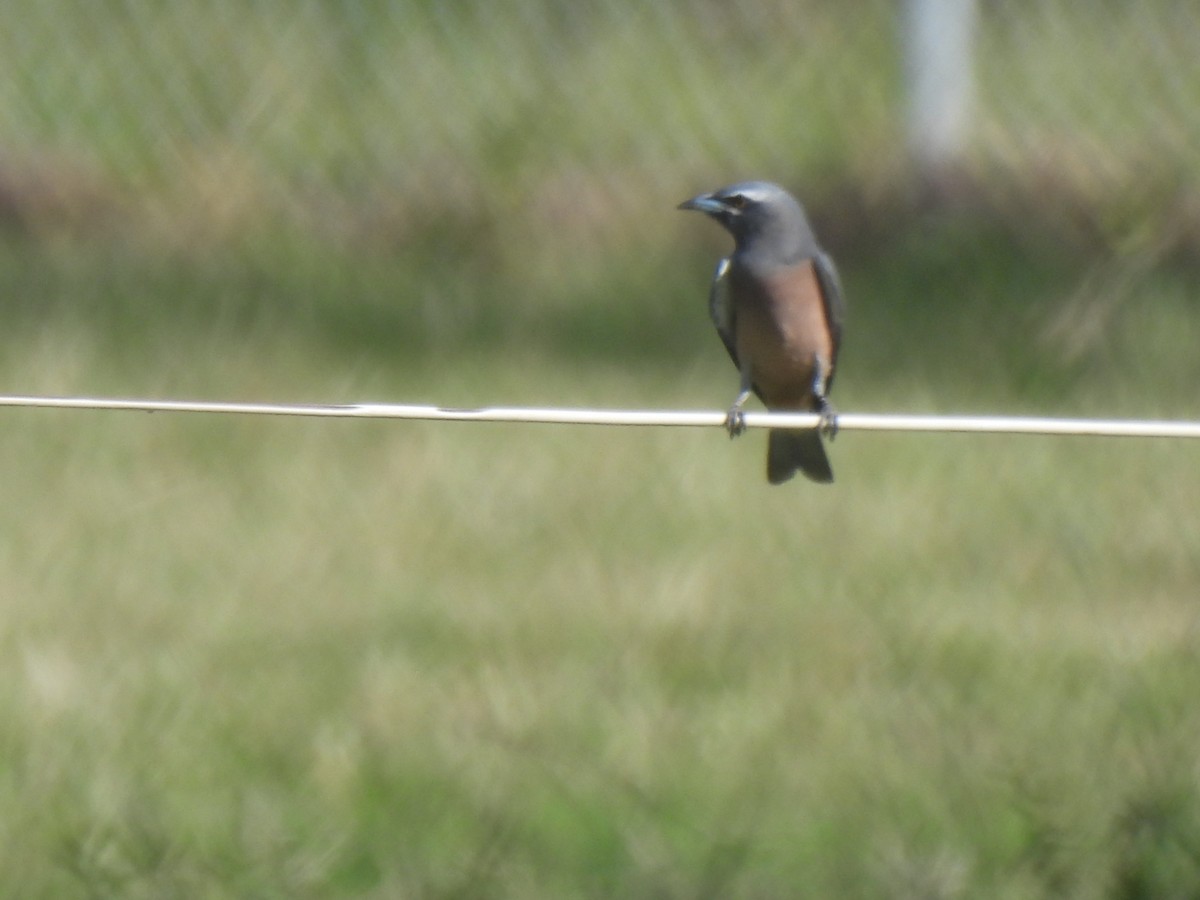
{"left": 724, "top": 406, "right": 747, "bottom": 439}
{"left": 817, "top": 399, "right": 839, "bottom": 440}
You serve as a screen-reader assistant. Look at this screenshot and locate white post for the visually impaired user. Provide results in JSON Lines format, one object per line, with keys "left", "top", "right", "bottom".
{"left": 904, "top": 0, "right": 979, "bottom": 177}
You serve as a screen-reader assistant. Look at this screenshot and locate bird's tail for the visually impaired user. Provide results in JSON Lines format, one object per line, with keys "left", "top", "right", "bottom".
{"left": 767, "top": 429, "right": 833, "bottom": 485}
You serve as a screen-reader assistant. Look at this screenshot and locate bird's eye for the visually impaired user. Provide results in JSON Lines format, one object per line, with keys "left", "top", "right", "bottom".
{"left": 726, "top": 194, "right": 747, "bottom": 209}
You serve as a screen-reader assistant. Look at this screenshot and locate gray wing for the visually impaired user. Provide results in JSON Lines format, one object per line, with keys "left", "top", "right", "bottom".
{"left": 813, "top": 250, "right": 845, "bottom": 383}
{"left": 708, "top": 257, "right": 739, "bottom": 368}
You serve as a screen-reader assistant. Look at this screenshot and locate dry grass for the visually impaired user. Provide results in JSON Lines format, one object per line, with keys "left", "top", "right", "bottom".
{"left": 1, "top": 275, "right": 1199, "bottom": 895}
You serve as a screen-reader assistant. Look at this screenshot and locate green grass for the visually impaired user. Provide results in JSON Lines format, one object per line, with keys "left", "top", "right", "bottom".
{"left": 1, "top": 227, "right": 1199, "bottom": 897}
{"left": 2, "top": 1, "right": 1200, "bottom": 896}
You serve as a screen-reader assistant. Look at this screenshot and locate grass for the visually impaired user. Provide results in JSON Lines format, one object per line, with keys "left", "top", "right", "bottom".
{"left": 1, "top": 1, "right": 1200, "bottom": 896}
{"left": 1, "top": 228, "right": 1199, "bottom": 897}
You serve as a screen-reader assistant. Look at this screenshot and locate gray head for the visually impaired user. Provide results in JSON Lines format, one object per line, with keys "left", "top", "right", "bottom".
{"left": 678, "top": 180, "right": 816, "bottom": 263}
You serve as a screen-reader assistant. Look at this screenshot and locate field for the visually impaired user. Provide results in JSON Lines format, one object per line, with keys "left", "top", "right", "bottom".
{"left": 2, "top": 2, "right": 1200, "bottom": 897}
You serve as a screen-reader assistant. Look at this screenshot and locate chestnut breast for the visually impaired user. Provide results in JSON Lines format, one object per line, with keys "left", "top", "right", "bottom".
{"left": 729, "top": 259, "right": 834, "bottom": 411}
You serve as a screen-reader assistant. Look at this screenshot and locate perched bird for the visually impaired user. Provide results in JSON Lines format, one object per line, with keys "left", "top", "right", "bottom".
{"left": 679, "top": 181, "right": 843, "bottom": 484}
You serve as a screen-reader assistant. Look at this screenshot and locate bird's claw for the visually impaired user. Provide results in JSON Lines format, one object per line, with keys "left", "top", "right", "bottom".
{"left": 724, "top": 407, "right": 747, "bottom": 439}
{"left": 817, "top": 400, "right": 839, "bottom": 440}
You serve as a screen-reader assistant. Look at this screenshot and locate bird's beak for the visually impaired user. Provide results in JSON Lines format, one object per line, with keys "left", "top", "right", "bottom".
{"left": 677, "top": 192, "right": 725, "bottom": 215}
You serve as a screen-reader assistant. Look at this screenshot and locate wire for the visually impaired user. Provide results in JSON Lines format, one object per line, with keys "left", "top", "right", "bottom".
{"left": 0, "top": 394, "right": 1197, "bottom": 438}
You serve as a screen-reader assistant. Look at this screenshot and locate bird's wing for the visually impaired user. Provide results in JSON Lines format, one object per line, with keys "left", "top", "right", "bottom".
{"left": 813, "top": 250, "right": 845, "bottom": 382}
{"left": 708, "top": 256, "right": 739, "bottom": 368}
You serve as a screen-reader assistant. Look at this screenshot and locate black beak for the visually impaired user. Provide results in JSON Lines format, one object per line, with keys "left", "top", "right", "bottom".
{"left": 677, "top": 192, "right": 725, "bottom": 215}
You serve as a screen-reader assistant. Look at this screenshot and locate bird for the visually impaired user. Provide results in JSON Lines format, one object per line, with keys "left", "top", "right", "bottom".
{"left": 678, "top": 180, "right": 844, "bottom": 484}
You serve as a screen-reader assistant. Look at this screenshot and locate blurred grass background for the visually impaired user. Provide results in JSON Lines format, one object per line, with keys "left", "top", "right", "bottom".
{"left": 1, "top": 1, "right": 1200, "bottom": 896}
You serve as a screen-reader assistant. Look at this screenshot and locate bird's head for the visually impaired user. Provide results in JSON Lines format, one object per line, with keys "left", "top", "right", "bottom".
{"left": 678, "top": 180, "right": 812, "bottom": 257}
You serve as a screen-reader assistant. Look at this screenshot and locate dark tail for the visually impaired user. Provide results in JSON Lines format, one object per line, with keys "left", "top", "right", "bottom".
{"left": 767, "top": 429, "right": 833, "bottom": 485}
